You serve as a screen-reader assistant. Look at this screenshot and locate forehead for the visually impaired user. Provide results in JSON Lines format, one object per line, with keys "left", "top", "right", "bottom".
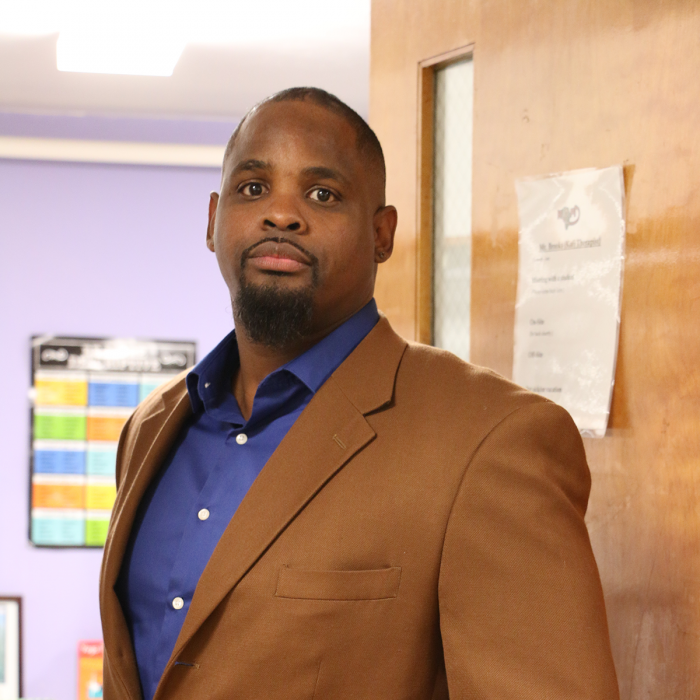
{"left": 226, "top": 100, "right": 361, "bottom": 176}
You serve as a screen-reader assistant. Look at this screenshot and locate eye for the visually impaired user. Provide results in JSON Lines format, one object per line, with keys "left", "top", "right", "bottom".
{"left": 308, "top": 187, "right": 336, "bottom": 203}
{"left": 239, "top": 182, "right": 265, "bottom": 197}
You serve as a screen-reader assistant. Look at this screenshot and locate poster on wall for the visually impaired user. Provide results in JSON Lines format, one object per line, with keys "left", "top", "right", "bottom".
{"left": 513, "top": 165, "right": 625, "bottom": 437}
{"left": 78, "top": 640, "right": 103, "bottom": 700}
{"left": 30, "top": 336, "right": 196, "bottom": 547}
{"left": 0, "top": 597, "right": 21, "bottom": 700}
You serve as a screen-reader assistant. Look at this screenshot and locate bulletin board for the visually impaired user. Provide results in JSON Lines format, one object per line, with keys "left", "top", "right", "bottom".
{"left": 29, "top": 336, "right": 196, "bottom": 547}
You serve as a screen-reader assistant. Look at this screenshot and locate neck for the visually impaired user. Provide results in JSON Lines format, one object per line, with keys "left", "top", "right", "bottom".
{"left": 231, "top": 314, "right": 350, "bottom": 421}
{"left": 231, "top": 332, "right": 305, "bottom": 421}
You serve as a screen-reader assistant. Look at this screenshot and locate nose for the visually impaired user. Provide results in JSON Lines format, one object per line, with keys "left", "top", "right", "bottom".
{"left": 262, "top": 194, "right": 307, "bottom": 233}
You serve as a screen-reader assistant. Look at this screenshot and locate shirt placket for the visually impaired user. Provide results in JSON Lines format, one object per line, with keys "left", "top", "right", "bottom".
{"left": 156, "top": 421, "right": 258, "bottom": 673}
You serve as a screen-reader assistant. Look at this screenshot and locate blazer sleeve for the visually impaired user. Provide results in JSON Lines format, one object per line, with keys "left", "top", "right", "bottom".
{"left": 438, "top": 400, "right": 620, "bottom": 699}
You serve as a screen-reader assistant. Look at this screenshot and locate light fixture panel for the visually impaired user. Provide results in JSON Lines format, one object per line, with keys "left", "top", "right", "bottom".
{"left": 57, "top": 31, "right": 185, "bottom": 77}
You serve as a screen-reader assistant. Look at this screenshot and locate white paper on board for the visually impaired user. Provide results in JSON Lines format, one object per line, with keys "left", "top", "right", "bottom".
{"left": 513, "top": 165, "right": 625, "bottom": 438}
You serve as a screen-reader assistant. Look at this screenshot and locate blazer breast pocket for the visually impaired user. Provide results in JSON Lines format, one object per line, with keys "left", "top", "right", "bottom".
{"left": 275, "top": 566, "right": 402, "bottom": 601}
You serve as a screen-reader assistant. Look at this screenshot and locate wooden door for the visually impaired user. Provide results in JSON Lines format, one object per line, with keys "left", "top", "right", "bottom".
{"left": 370, "top": 1, "right": 700, "bottom": 698}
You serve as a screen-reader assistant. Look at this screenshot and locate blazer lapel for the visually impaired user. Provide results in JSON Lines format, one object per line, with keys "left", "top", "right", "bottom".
{"left": 100, "top": 377, "right": 192, "bottom": 699}
{"left": 169, "top": 316, "right": 408, "bottom": 662}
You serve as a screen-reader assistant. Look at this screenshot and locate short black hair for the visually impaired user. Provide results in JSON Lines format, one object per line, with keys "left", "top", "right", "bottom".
{"left": 222, "top": 87, "right": 386, "bottom": 190}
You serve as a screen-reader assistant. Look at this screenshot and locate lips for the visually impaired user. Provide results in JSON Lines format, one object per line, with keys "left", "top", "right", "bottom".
{"left": 243, "top": 239, "right": 315, "bottom": 274}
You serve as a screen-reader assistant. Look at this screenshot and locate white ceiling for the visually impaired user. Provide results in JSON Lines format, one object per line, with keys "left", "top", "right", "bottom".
{"left": 0, "top": 1, "right": 370, "bottom": 121}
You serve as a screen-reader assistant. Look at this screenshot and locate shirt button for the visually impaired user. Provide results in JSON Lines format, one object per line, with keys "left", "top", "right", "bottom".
{"left": 236, "top": 433, "right": 248, "bottom": 445}
{"left": 172, "top": 597, "right": 184, "bottom": 610}
{"left": 204, "top": 382, "right": 211, "bottom": 388}
{"left": 198, "top": 508, "right": 210, "bottom": 521}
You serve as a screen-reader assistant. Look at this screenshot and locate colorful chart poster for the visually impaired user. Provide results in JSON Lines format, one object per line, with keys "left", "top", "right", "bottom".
{"left": 78, "top": 640, "right": 103, "bottom": 699}
{"left": 513, "top": 166, "right": 625, "bottom": 437}
{"left": 30, "top": 336, "right": 196, "bottom": 547}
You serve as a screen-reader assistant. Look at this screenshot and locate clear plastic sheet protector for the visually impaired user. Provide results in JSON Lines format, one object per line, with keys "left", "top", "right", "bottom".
{"left": 513, "top": 166, "right": 625, "bottom": 438}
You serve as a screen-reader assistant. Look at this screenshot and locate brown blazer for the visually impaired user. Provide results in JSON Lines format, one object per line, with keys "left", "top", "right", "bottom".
{"left": 100, "top": 316, "right": 619, "bottom": 699}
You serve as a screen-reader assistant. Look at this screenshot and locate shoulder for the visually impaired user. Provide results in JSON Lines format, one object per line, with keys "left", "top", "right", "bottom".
{"left": 350, "top": 316, "right": 576, "bottom": 453}
{"left": 129, "top": 369, "right": 188, "bottom": 426}
{"left": 115, "top": 369, "right": 189, "bottom": 481}
{"left": 396, "top": 341, "right": 551, "bottom": 429}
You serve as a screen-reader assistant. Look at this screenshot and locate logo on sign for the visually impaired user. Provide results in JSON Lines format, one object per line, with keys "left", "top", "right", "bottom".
{"left": 79, "top": 640, "right": 103, "bottom": 656}
{"left": 161, "top": 352, "right": 187, "bottom": 368}
{"left": 41, "top": 347, "right": 69, "bottom": 362}
{"left": 557, "top": 205, "right": 580, "bottom": 229}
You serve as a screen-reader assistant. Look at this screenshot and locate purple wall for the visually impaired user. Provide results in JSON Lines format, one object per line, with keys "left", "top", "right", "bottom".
{"left": 0, "top": 151, "right": 234, "bottom": 699}
{"left": 0, "top": 111, "right": 237, "bottom": 145}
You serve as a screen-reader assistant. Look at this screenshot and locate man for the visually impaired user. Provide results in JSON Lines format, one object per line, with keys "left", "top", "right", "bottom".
{"left": 100, "top": 87, "right": 619, "bottom": 699}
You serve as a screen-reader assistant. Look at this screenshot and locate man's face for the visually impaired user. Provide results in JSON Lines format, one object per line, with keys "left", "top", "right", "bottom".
{"left": 207, "top": 100, "right": 395, "bottom": 343}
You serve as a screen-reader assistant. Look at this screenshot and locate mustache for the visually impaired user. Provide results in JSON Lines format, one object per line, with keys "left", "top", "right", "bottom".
{"left": 241, "top": 237, "right": 319, "bottom": 266}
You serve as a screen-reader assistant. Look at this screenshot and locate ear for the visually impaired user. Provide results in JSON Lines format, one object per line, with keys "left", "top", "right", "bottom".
{"left": 373, "top": 205, "right": 397, "bottom": 263}
{"left": 206, "top": 192, "right": 219, "bottom": 252}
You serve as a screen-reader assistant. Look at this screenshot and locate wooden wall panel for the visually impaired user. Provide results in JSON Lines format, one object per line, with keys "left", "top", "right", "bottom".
{"left": 370, "top": 1, "right": 700, "bottom": 697}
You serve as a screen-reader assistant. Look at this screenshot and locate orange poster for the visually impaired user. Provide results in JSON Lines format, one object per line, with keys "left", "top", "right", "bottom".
{"left": 78, "top": 640, "right": 103, "bottom": 699}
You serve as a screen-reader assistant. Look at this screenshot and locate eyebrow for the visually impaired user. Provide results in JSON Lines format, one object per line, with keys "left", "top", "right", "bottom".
{"left": 301, "top": 166, "right": 350, "bottom": 186}
{"left": 230, "top": 159, "right": 271, "bottom": 177}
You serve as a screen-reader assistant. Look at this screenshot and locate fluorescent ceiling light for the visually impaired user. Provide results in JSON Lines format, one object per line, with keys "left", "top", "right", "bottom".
{"left": 56, "top": 0, "right": 189, "bottom": 76}
{"left": 0, "top": 0, "right": 62, "bottom": 34}
{"left": 0, "top": 0, "right": 369, "bottom": 77}
{"left": 57, "top": 31, "right": 186, "bottom": 77}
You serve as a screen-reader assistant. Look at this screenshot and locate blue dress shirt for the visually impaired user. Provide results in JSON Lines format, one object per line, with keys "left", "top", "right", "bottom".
{"left": 115, "top": 299, "right": 379, "bottom": 700}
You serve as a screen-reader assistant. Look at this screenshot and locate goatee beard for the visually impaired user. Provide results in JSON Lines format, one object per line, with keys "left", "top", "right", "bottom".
{"left": 234, "top": 279, "right": 315, "bottom": 348}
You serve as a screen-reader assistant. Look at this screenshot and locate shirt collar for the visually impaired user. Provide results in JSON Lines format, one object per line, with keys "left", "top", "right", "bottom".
{"left": 186, "top": 298, "right": 379, "bottom": 414}
{"left": 282, "top": 298, "right": 379, "bottom": 393}
{"left": 186, "top": 328, "right": 238, "bottom": 414}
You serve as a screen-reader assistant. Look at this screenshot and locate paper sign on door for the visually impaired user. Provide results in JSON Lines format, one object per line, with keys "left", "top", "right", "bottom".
{"left": 513, "top": 166, "right": 625, "bottom": 437}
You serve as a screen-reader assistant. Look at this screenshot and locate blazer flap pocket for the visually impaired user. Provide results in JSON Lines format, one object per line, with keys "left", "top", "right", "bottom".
{"left": 276, "top": 566, "right": 402, "bottom": 601}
